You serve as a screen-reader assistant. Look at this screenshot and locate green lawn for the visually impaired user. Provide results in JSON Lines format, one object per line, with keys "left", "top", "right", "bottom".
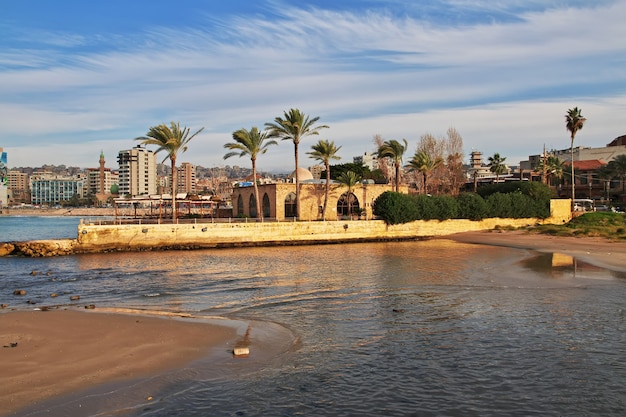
{"left": 528, "top": 211, "right": 626, "bottom": 240}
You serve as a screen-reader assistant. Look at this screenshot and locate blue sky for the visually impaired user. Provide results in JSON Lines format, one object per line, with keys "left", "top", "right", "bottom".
{"left": 2, "top": 0, "right": 625, "bottom": 172}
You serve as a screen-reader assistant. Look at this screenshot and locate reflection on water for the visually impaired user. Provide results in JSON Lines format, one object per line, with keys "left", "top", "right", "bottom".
{"left": 3, "top": 240, "right": 626, "bottom": 416}
{"left": 519, "top": 252, "right": 626, "bottom": 280}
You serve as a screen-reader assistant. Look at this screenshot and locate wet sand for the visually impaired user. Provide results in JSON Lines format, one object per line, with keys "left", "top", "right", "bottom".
{"left": 0, "top": 309, "right": 240, "bottom": 416}
{"left": 443, "top": 230, "right": 626, "bottom": 272}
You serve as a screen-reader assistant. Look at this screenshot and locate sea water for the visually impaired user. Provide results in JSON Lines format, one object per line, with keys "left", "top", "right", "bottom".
{"left": 1, "top": 218, "right": 626, "bottom": 416}
{"left": 0, "top": 216, "right": 81, "bottom": 241}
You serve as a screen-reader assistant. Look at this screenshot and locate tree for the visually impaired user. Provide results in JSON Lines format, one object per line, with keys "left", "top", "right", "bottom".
{"left": 224, "top": 127, "right": 277, "bottom": 220}
{"left": 136, "top": 121, "right": 204, "bottom": 221}
{"left": 265, "top": 109, "right": 329, "bottom": 219}
{"left": 488, "top": 153, "right": 507, "bottom": 183}
{"left": 307, "top": 140, "right": 341, "bottom": 220}
{"left": 406, "top": 150, "right": 443, "bottom": 194}
{"left": 535, "top": 154, "right": 567, "bottom": 186}
{"left": 445, "top": 127, "right": 465, "bottom": 196}
{"left": 336, "top": 170, "right": 361, "bottom": 218}
{"left": 565, "top": 107, "right": 587, "bottom": 204}
{"left": 377, "top": 139, "right": 408, "bottom": 192}
{"left": 607, "top": 154, "right": 626, "bottom": 193}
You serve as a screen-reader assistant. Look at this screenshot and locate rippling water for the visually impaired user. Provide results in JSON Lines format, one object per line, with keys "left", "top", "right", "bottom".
{"left": 2, "top": 219, "right": 626, "bottom": 416}
{"left": 0, "top": 215, "right": 82, "bottom": 241}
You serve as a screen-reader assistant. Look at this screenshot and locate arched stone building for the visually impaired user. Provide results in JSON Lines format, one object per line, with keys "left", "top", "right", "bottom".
{"left": 231, "top": 168, "right": 405, "bottom": 221}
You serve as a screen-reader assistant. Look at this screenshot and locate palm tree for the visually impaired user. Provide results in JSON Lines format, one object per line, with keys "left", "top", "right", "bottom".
{"left": 535, "top": 154, "right": 567, "bottom": 186}
{"left": 377, "top": 139, "right": 408, "bottom": 192}
{"left": 136, "top": 121, "right": 204, "bottom": 221}
{"left": 307, "top": 140, "right": 341, "bottom": 220}
{"left": 265, "top": 109, "right": 329, "bottom": 219}
{"left": 607, "top": 154, "right": 626, "bottom": 192}
{"left": 488, "top": 153, "right": 507, "bottom": 183}
{"left": 336, "top": 170, "right": 361, "bottom": 218}
{"left": 565, "top": 107, "right": 587, "bottom": 204}
{"left": 224, "top": 127, "right": 278, "bottom": 220}
{"left": 406, "top": 150, "right": 444, "bottom": 195}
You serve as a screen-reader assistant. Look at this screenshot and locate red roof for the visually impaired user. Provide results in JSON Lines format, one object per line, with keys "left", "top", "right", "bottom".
{"left": 565, "top": 159, "right": 606, "bottom": 170}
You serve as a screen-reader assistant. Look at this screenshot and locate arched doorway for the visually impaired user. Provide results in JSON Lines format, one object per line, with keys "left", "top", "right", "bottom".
{"left": 284, "top": 192, "right": 297, "bottom": 218}
{"left": 249, "top": 194, "right": 257, "bottom": 218}
{"left": 237, "top": 195, "right": 244, "bottom": 216}
{"left": 263, "top": 193, "right": 271, "bottom": 218}
{"left": 337, "top": 192, "right": 360, "bottom": 217}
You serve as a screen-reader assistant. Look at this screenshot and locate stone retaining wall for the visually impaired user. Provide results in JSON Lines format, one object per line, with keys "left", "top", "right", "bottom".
{"left": 1, "top": 199, "right": 572, "bottom": 257}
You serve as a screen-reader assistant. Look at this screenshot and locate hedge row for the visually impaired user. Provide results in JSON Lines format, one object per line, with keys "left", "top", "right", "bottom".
{"left": 373, "top": 181, "right": 553, "bottom": 225}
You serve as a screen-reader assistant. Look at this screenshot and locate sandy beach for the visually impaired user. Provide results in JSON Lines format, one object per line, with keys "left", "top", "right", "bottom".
{"left": 443, "top": 229, "right": 626, "bottom": 272}
{"left": 0, "top": 309, "right": 240, "bottom": 416}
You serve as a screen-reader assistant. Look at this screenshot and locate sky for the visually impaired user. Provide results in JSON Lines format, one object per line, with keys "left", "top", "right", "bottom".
{"left": 1, "top": 0, "right": 625, "bottom": 173}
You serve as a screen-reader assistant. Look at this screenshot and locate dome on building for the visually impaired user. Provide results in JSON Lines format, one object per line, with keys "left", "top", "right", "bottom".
{"left": 288, "top": 167, "right": 314, "bottom": 182}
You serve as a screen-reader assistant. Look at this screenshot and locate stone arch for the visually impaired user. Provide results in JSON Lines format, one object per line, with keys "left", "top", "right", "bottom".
{"left": 249, "top": 194, "right": 257, "bottom": 218}
{"left": 263, "top": 193, "right": 271, "bottom": 218}
{"left": 284, "top": 192, "right": 297, "bottom": 218}
{"left": 237, "top": 194, "right": 244, "bottom": 216}
{"left": 337, "top": 192, "right": 360, "bottom": 216}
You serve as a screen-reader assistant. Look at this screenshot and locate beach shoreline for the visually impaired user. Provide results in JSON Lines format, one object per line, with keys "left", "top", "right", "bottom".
{"left": 441, "top": 229, "right": 626, "bottom": 272}
{"left": 0, "top": 309, "right": 246, "bottom": 417}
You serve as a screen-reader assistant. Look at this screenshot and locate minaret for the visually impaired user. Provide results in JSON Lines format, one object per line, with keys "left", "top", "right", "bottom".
{"left": 99, "top": 150, "right": 105, "bottom": 196}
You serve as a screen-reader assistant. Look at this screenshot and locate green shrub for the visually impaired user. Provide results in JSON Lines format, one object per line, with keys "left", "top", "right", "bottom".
{"left": 411, "top": 194, "right": 437, "bottom": 220}
{"left": 373, "top": 192, "right": 418, "bottom": 225}
{"left": 486, "top": 192, "right": 513, "bottom": 218}
{"left": 433, "top": 195, "right": 459, "bottom": 220}
{"left": 456, "top": 193, "right": 488, "bottom": 220}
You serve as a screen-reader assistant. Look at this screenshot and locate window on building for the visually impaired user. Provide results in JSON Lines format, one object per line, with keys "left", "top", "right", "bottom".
{"left": 249, "top": 194, "right": 257, "bottom": 218}
{"left": 263, "top": 193, "right": 270, "bottom": 218}
{"left": 337, "top": 192, "right": 360, "bottom": 216}
{"left": 284, "top": 192, "right": 297, "bottom": 218}
{"left": 237, "top": 194, "right": 244, "bottom": 216}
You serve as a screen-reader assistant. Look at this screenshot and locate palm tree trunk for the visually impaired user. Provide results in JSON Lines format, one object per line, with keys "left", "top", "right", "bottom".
{"left": 294, "top": 142, "right": 300, "bottom": 219}
{"left": 570, "top": 137, "right": 575, "bottom": 209}
{"left": 395, "top": 163, "right": 400, "bottom": 192}
{"left": 171, "top": 157, "right": 177, "bottom": 222}
{"left": 323, "top": 161, "right": 330, "bottom": 220}
{"left": 252, "top": 158, "right": 262, "bottom": 220}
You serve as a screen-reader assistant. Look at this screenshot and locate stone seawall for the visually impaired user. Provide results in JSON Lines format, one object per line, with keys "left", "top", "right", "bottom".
{"left": 1, "top": 199, "right": 572, "bottom": 257}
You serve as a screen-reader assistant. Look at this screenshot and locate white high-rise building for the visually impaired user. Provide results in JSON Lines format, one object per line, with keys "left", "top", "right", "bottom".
{"left": 0, "top": 147, "right": 8, "bottom": 208}
{"left": 117, "top": 145, "right": 157, "bottom": 197}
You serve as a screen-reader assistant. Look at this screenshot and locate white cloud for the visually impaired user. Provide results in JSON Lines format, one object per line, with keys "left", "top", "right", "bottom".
{"left": 1, "top": 1, "right": 625, "bottom": 172}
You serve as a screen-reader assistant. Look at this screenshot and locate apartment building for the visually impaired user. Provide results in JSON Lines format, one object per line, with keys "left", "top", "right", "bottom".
{"left": 7, "top": 171, "right": 30, "bottom": 204}
{"left": 117, "top": 145, "right": 157, "bottom": 197}
{"left": 177, "top": 162, "right": 197, "bottom": 194}
{"left": 0, "top": 148, "right": 7, "bottom": 207}
{"left": 30, "top": 172, "right": 86, "bottom": 206}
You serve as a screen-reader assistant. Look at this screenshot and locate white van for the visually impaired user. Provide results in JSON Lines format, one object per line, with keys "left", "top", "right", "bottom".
{"left": 573, "top": 199, "right": 595, "bottom": 212}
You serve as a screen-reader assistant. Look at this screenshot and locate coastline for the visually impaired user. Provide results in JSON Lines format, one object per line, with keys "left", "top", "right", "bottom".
{"left": 0, "top": 309, "right": 244, "bottom": 417}
{"left": 442, "top": 229, "right": 626, "bottom": 272}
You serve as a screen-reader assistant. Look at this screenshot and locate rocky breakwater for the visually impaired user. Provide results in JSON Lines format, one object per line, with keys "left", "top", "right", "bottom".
{"left": 0, "top": 239, "right": 78, "bottom": 257}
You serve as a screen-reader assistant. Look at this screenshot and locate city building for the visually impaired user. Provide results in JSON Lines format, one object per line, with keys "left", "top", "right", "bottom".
{"left": 86, "top": 151, "right": 118, "bottom": 203}
{"left": 30, "top": 172, "right": 86, "bottom": 206}
{"left": 7, "top": 170, "right": 30, "bottom": 204}
{"left": 0, "top": 148, "right": 7, "bottom": 208}
{"left": 522, "top": 134, "right": 626, "bottom": 202}
{"left": 465, "top": 151, "right": 512, "bottom": 184}
{"left": 354, "top": 152, "right": 379, "bottom": 171}
{"left": 117, "top": 145, "right": 157, "bottom": 197}
{"left": 177, "top": 162, "right": 197, "bottom": 194}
